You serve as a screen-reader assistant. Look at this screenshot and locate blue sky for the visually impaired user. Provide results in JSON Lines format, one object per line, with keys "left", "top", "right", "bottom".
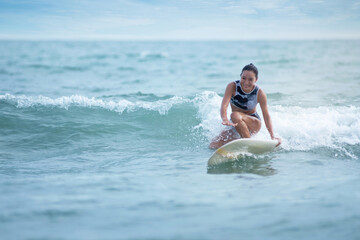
{"left": 0, "top": 0, "right": 359, "bottom": 40}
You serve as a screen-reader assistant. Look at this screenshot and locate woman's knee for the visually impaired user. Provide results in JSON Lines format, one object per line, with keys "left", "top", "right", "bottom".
{"left": 230, "top": 112, "right": 243, "bottom": 122}
{"left": 249, "top": 119, "right": 261, "bottom": 134}
{"left": 253, "top": 118, "right": 261, "bottom": 129}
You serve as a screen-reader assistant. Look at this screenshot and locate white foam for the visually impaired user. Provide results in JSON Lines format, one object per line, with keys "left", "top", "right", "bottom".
{"left": 268, "top": 105, "right": 360, "bottom": 151}
{"left": 0, "top": 93, "right": 188, "bottom": 115}
{"left": 192, "top": 91, "right": 360, "bottom": 154}
{"left": 192, "top": 91, "right": 227, "bottom": 138}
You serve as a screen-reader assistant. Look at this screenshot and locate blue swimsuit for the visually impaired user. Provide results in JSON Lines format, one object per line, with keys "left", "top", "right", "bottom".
{"left": 230, "top": 80, "right": 261, "bottom": 120}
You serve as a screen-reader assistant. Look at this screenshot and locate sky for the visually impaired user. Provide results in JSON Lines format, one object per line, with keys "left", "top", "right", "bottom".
{"left": 0, "top": 0, "right": 359, "bottom": 40}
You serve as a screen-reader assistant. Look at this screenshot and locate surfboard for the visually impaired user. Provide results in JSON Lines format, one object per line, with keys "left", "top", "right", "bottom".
{"left": 208, "top": 139, "right": 280, "bottom": 166}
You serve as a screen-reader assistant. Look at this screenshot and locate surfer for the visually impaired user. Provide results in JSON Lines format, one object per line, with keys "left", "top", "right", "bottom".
{"left": 209, "top": 63, "right": 281, "bottom": 149}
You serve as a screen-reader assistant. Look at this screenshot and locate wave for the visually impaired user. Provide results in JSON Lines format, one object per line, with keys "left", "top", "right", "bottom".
{"left": 24, "top": 64, "right": 90, "bottom": 73}
{"left": 1, "top": 92, "right": 360, "bottom": 157}
{"left": 126, "top": 51, "right": 169, "bottom": 60}
{"left": 79, "top": 54, "right": 120, "bottom": 60}
{"left": 192, "top": 92, "right": 360, "bottom": 158}
{"left": 140, "top": 51, "right": 169, "bottom": 59}
{"left": 194, "top": 92, "right": 360, "bottom": 157}
{"left": 0, "top": 93, "right": 188, "bottom": 115}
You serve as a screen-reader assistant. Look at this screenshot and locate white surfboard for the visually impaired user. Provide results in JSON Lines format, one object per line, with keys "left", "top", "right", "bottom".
{"left": 208, "top": 139, "right": 280, "bottom": 166}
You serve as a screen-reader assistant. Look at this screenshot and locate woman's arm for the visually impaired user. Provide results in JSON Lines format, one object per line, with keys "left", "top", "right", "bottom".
{"left": 221, "top": 82, "right": 237, "bottom": 127}
{"left": 258, "top": 89, "right": 281, "bottom": 145}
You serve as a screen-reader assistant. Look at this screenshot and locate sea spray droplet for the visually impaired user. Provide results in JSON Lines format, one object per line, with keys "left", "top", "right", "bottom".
{"left": 192, "top": 91, "right": 228, "bottom": 140}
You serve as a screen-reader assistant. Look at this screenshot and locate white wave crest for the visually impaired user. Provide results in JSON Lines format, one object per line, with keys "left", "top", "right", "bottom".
{"left": 0, "top": 93, "right": 188, "bottom": 115}
{"left": 192, "top": 91, "right": 360, "bottom": 154}
{"left": 269, "top": 105, "right": 360, "bottom": 151}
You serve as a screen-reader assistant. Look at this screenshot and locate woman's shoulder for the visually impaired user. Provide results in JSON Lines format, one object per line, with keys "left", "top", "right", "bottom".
{"left": 225, "top": 81, "right": 236, "bottom": 95}
{"left": 257, "top": 86, "right": 265, "bottom": 94}
{"left": 227, "top": 81, "right": 236, "bottom": 88}
{"left": 257, "top": 87, "right": 267, "bottom": 102}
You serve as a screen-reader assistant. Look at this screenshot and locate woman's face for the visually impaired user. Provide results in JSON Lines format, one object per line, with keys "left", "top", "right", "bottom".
{"left": 240, "top": 70, "right": 257, "bottom": 92}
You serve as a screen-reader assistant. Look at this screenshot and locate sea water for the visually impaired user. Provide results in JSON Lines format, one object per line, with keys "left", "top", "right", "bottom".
{"left": 1, "top": 40, "right": 360, "bottom": 240}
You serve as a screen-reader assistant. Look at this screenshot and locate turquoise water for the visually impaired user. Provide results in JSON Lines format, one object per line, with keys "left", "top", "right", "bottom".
{"left": 1, "top": 40, "right": 360, "bottom": 239}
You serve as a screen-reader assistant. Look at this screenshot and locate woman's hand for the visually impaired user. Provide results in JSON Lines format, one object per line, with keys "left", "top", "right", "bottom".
{"left": 222, "top": 119, "right": 238, "bottom": 127}
{"left": 272, "top": 136, "right": 282, "bottom": 147}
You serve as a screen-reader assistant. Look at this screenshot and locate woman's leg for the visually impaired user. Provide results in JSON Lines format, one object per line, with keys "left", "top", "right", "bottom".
{"left": 209, "top": 112, "right": 261, "bottom": 149}
{"left": 209, "top": 128, "right": 240, "bottom": 149}
{"left": 230, "top": 112, "right": 261, "bottom": 138}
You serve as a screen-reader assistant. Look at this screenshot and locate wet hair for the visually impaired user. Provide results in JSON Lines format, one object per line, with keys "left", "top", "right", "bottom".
{"left": 241, "top": 63, "right": 258, "bottom": 79}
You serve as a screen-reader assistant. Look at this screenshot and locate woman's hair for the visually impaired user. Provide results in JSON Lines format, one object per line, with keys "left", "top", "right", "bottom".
{"left": 241, "top": 63, "right": 258, "bottom": 79}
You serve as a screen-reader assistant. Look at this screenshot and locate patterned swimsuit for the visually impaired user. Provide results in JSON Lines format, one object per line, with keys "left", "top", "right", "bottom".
{"left": 230, "top": 80, "right": 261, "bottom": 120}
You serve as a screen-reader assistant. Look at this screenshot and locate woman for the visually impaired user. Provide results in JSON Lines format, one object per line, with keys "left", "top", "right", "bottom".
{"left": 209, "top": 63, "right": 281, "bottom": 149}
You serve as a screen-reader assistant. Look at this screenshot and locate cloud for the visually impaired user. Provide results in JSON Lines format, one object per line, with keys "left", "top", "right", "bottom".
{"left": 0, "top": 0, "right": 359, "bottom": 40}
{"left": 221, "top": 0, "right": 301, "bottom": 17}
{"left": 308, "top": 0, "right": 324, "bottom": 3}
{"left": 94, "top": 16, "right": 155, "bottom": 27}
{"left": 252, "top": 0, "right": 285, "bottom": 10}
{"left": 22, "top": 12, "right": 155, "bottom": 39}
{"left": 222, "top": 5, "right": 258, "bottom": 14}
{"left": 353, "top": 2, "right": 360, "bottom": 10}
